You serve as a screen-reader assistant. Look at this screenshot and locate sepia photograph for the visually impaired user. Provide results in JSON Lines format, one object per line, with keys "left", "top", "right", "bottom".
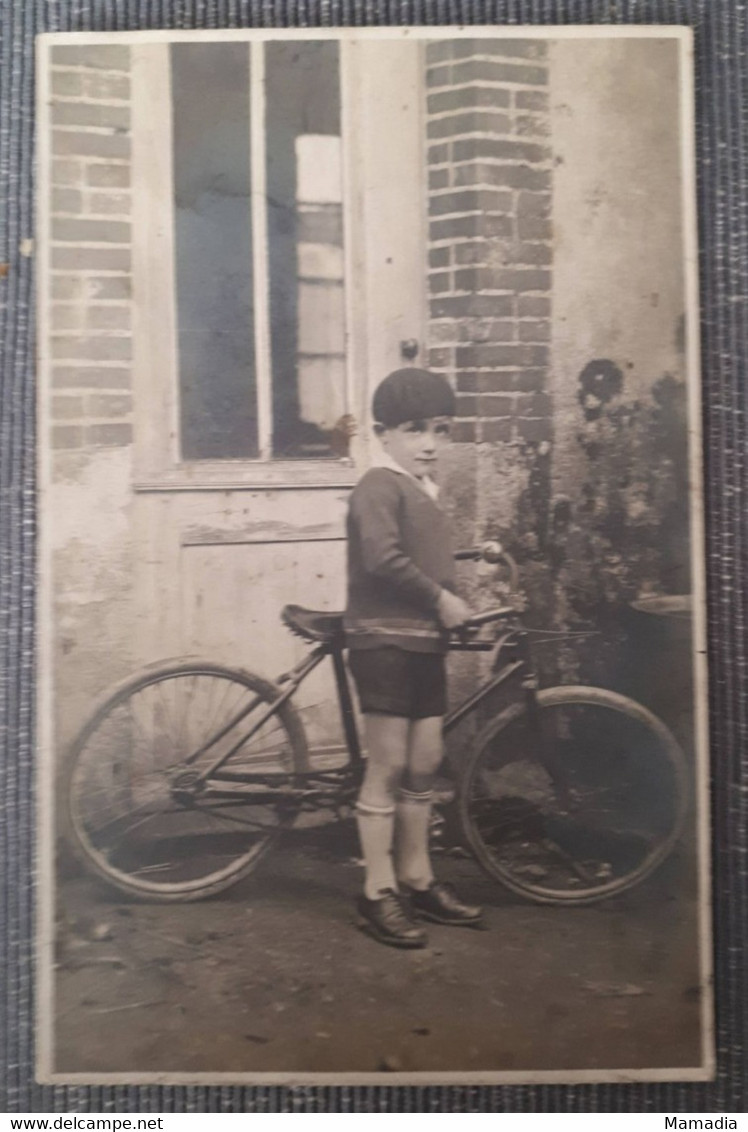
{"left": 36, "top": 26, "right": 711, "bottom": 1084}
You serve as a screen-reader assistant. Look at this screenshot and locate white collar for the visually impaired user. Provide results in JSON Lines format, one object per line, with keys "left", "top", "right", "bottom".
{"left": 370, "top": 450, "right": 440, "bottom": 501}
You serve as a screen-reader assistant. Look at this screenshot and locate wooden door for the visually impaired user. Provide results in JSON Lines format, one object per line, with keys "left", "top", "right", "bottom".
{"left": 129, "top": 35, "right": 426, "bottom": 756}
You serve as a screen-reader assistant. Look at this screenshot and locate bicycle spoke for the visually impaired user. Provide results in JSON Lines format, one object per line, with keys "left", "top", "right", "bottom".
{"left": 72, "top": 759, "right": 167, "bottom": 808}
{"left": 462, "top": 690, "right": 686, "bottom": 903}
{"left": 177, "top": 675, "right": 196, "bottom": 755}
{"left": 127, "top": 699, "right": 152, "bottom": 753}
{"left": 131, "top": 862, "right": 181, "bottom": 876}
{"left": 68, "top": 665, "right": 303, "bottom": 895}
{"left": 192, "top": 803, "right": 283, "bottom": 833}
{"left": 538, "top": 839, "right": 599, "bottom": 884}
{"left": 105, "top": 807, "right": 172, "bottom": 846}
{"left": 202, "top": 677, "right": 237, "bottom": 749}
{"left": 85, "top": 795, "right": 170, "bottom": 841}
{"left": 167, "top": 676, "right": 190, "bottom": 757}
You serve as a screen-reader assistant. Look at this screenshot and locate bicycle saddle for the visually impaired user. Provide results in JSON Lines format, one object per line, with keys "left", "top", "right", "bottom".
{"left": 281, "top": 604, "right": 346, "bottom": 645}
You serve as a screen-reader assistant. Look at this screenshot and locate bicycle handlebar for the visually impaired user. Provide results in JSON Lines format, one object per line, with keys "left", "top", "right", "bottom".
{"left": 463, "top": 606, "right": 516, "bottom": 628}
{"left": 454, "top": 541, "right": 520, "bottom": 590}
{"left": 454, "top": 541, "right": 504, "bottom": 562}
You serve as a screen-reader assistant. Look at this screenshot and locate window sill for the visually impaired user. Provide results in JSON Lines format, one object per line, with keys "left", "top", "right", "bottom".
{"left": 133, "top": 458, "right": 358, "bottom": 493}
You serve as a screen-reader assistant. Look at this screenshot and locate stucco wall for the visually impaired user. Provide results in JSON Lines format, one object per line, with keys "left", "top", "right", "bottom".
{"left": 434, "top": 37, "right": 691, "bottom": 704}
{"left": 48, "top": 45, "right": 136, "bottom": 749}
{"left": 548, "top": 38, "right": 690, "bottom": 624}
{"left": 543, "top": 38, "right": 691, "bottom": 708}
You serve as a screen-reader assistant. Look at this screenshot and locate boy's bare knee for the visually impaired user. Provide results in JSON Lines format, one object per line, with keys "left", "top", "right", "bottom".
{"left": 384, "top": 762, "right": 408, "bottom": 795}
{"left": 405, "top": 768, "right": 437, "bottom": 795}
{"left": 364, "top": 751, "right": 406, "bottom": 787}
{"left": 407, "top": 717, "right": 443, "bottom": 793}
{"left": 360, "top": 715, "right": 408, "bottom": 807}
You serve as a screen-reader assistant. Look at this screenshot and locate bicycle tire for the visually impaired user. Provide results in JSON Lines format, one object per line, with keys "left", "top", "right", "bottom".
{"left": 458, "top": 685, "right": 689, "bottom": 905}
{"left": 63, "top": 658, "right": 308, "bottom": 902}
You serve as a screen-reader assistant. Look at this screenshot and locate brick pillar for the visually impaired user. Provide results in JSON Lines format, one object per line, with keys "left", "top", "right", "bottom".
{"left": 425, "top": 39, "right": 554, "bottom": 613}
{"left": 49, "top": 45, "right": 133, "bottom": 457}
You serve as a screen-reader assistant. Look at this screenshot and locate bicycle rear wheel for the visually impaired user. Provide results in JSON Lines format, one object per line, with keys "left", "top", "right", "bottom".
{"left": 458, "top": 686, "right": 689, "bottom": 904}
{"left": 64, "top": 660, "right": 308, "bottom": 901}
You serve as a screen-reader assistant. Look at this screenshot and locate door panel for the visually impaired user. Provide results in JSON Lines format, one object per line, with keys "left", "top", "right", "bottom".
{"left": 181, "top": 539, "right": 347, "bottom": 755}
{"left": 134, "top": 490, "right": 349, "bottom": 753}
{"left": 352, "top": 40, "right": 428, "bottom": 391}
{"left": 131, "top": 38, "right": 427, "bottom": 751}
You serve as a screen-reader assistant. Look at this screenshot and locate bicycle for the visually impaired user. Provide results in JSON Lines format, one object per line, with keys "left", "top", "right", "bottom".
{"left": 63, "top": 544, "right": 689, "bottom": 906}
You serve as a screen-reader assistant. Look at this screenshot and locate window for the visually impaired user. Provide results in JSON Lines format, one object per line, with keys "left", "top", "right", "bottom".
{"left": 170, "top": 40, "right": 347, "bottom": 463}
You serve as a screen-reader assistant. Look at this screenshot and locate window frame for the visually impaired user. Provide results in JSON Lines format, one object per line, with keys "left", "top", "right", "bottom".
{"left": 131, "top": 39, "right": 360, "bottom": 492}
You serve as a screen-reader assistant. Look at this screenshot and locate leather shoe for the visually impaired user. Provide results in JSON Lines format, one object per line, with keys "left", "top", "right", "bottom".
{"left": 407, "top": 881, "right": 483, "bottom": 926}
{"left": 356, "top": 888, "right": 428, "bottom": 949}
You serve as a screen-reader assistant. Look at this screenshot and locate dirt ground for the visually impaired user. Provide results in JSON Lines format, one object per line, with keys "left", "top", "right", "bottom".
{"left": 52, "top": 820, "right": 705, "bottom": 1078}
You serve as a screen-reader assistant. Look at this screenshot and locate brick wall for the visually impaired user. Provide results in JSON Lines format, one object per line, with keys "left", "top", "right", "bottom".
{"left": 425, "top": 39, "right": 554, "bottom": 616}
{"left": 47, "top": 45, "right": 137, "bottom": 752}
{"left": 49, "top": 45, "right": 133, "bottom": 456}
{"left": 426, "top": 39, "right": 552, "bottom": 450}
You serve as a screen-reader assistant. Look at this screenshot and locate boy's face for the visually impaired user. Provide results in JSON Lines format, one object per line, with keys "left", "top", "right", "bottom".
{"left": 376, "top": 416, "right": 452, "bottom": 479}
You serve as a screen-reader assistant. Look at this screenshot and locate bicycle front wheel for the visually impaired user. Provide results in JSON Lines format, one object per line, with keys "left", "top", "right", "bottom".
{"left": 459, "top": 686, "right": 689, "bottom": 905}
{"left": 64, "top": 660, "right": 308, "bottom": 902}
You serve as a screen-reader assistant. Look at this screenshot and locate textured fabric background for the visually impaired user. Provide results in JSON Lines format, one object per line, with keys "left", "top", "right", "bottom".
{"left": 1, "top": 0, "right": 745, "bottom": 1114}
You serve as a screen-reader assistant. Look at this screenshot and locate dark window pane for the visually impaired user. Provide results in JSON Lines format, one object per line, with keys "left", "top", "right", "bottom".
{"left": 265, "top": 42, "right": 347, "bottom": 459}
{"left": 171, "top": 43, "right": 258, "bottom": 460}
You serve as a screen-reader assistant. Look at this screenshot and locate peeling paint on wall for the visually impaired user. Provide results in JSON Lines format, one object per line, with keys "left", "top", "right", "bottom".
{"left": 49, "top": 446, "right": 136, "bottom": 747}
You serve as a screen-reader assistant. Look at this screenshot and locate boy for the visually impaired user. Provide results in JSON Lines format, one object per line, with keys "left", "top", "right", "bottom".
{"left": 344, "top": 367, "right": 482, "bottom": 949}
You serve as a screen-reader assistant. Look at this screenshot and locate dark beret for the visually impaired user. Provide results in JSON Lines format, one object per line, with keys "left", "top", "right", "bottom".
{"left": 372, "top": 368, "right": 456, "bottom": 428}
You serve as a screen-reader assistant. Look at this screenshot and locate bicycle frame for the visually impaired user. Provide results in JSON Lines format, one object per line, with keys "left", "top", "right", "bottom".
{"left": 185, "top": 617, "right": 535, "bottom": 800}
{"left": 68, "top": 586, "right": 689, "bottom": 906}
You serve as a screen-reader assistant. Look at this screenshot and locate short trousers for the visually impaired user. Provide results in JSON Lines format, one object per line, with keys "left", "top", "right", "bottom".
{"left": 347, "top": 646, "right": 447, "bottom": 720}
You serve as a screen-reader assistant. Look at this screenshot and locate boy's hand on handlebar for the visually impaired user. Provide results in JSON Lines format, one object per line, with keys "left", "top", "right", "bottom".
{"left": 437, "top": 590, "right": 472, "bottom": 629}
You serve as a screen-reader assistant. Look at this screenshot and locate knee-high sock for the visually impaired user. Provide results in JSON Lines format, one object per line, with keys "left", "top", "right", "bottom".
{"left": 356, "top": 801, "right": 397, "bottom": 901}
{"left": 394, "top": 787, "right": 434, "bottom": 892}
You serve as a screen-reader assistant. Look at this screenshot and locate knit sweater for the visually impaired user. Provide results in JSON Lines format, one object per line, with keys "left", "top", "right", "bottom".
{"left": 344, "top": 466, "right": 457, "bottom": 653}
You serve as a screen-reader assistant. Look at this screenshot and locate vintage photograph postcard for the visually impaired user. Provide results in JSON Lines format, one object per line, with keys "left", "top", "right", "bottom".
{"left": 36, "top": 25, "right": 712, "bottom": 1084}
